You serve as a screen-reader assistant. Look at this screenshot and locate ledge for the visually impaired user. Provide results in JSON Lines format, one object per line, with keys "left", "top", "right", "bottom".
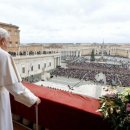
{"left": 11, "top": 82, "right": 111, "bottom": 130}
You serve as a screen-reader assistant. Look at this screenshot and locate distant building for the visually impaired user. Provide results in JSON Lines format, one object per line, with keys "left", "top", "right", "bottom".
{"left": 14, "top": 53, "right": 60, "bottom": 82}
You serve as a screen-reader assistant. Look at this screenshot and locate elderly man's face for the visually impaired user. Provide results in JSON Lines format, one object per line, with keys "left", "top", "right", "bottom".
{"left": 0, "top": 37, "right": 10, "bottom": 49}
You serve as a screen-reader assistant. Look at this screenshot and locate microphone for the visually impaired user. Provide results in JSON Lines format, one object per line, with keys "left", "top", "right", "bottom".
{"left": 67, "top": 73, "right": 87, "bottom": 90}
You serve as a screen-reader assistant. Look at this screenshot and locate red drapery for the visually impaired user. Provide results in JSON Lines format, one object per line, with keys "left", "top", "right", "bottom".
{"left": 11, "top": 82, "right": 112, "bottom": 130}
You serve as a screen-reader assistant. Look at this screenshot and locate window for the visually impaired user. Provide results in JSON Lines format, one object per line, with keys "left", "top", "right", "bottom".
{"left": 15, "top": 30, "right": 18, "bottom": 35}
{"left": 31, "top": 66, "right": 33, "bottom": 71}
{"left": 38, "top": 64, "right": 40, "bottom": 69}
{"left": 9, "top": 41, "right": 12, "bottom": 47}
{"left": 49, "top": 62, "right": 51, "bottom": 66}
{"left": 22, "top": 67, "right": 25, "bottom": 73}
{"left": 44, "top": 63, "right": 46, "bottom": 68}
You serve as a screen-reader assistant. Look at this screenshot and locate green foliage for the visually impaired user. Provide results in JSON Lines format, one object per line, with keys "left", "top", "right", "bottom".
{"left": 90, "top": 49, "right": 95, "bottom": 61}
{"left": 98, "top": 88, "right": 130, "bottom": 130}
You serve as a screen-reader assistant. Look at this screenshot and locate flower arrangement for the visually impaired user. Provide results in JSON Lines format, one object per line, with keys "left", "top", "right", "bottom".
{"left": 98, "top": 87, "right": 130, "bottom": 130}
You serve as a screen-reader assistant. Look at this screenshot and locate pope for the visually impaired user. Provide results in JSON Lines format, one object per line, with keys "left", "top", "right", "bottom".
{"left": 0, "top": 28, "right": 41, "bottom": 130}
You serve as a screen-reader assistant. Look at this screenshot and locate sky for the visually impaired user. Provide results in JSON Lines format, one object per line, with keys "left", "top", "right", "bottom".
{"left": 0, "top": 0, "right": 130, "bottom": 43}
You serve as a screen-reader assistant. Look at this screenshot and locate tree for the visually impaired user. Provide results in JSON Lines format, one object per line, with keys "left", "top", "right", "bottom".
{"left": 90, "top": 49, "right": 95, "bottom": 61}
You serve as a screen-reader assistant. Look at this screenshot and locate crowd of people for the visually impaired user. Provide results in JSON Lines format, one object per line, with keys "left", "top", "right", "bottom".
{"left": 51, "top": 59, "right": 130, "bottom": 87}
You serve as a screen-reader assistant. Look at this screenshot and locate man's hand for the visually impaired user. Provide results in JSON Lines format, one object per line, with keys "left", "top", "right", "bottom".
{"left": 36, "top": 97, "right": 41, "bottom": 105}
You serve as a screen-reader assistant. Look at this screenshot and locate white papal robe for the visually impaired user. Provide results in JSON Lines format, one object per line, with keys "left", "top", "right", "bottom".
{"left": 0, "top": 48, "right": 38, "bottom": 130}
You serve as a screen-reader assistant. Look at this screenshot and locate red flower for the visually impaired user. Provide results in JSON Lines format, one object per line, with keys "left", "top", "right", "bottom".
{"left": 126, "top": 103, "right": 130, "bottom": 112}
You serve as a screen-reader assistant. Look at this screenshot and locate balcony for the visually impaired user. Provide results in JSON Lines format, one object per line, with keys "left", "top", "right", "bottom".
{"left": 13, "top": 122, "right": 30, "bottom": 130}
{"left": 11, "top": 82, "right": 112, "bottom": 130}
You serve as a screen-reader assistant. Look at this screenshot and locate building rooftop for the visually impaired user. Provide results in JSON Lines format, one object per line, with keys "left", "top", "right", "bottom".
{"left": 0, "top": 22, "right": 19, "bottom": 28}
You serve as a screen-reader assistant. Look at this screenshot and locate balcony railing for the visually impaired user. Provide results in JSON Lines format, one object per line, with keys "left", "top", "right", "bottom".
{"left": 11, "top": 82, "right": 112, "bottom": 130}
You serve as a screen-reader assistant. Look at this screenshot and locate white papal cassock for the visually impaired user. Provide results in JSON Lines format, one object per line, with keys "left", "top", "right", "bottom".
{"left": 0, "top": 48, "right": 38, "bottom": 130}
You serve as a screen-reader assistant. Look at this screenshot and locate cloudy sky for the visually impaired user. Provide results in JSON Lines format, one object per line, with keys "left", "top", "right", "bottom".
{"left": 0, "top": 0, "right": 130, "bottom": 43}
